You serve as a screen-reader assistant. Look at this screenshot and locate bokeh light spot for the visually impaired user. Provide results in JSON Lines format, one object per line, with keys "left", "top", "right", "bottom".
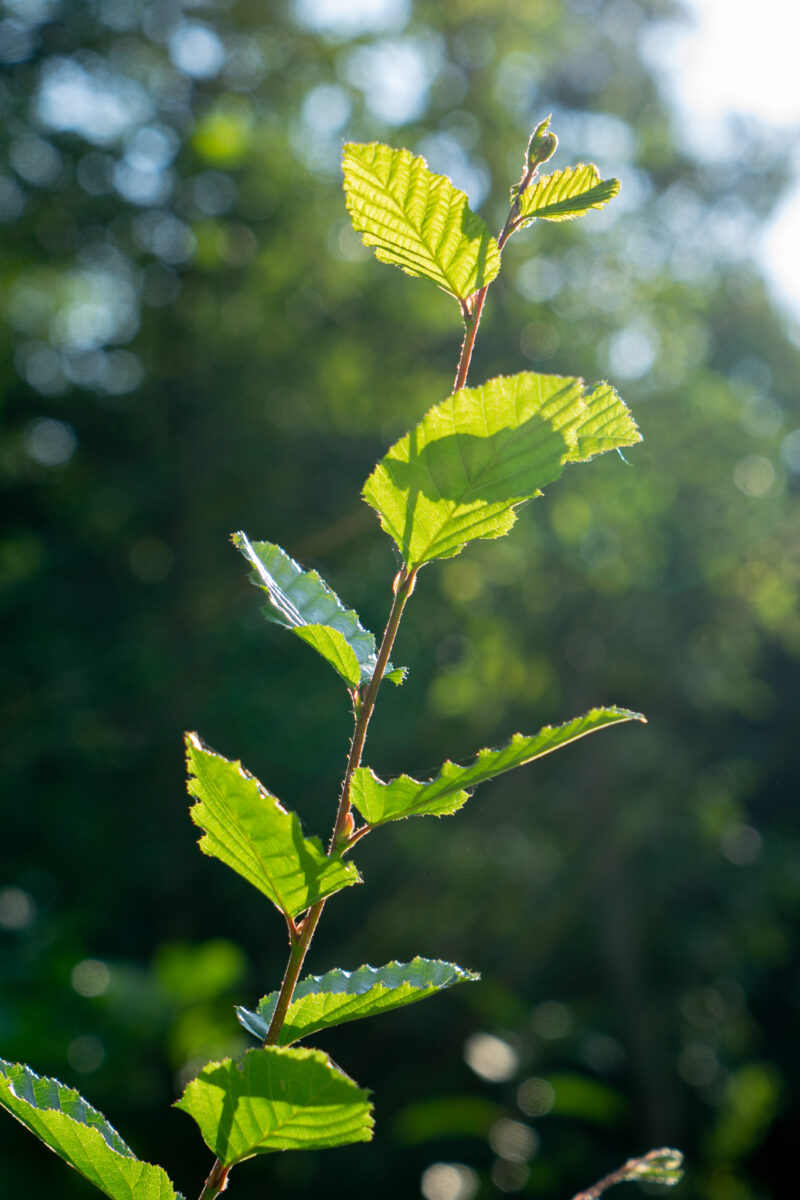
{"left": 0, "top": 887, "right": 36, "bottom": 930}
{"left": 733, "top": 455, "right": 775, "bottom": 498}
{"left": 293, "top": 0, "right": 409, "bottom": 38}
{"left": 531, "top": 1001, "right": 572, "bottom": 1040}
{"left": 24, "top": 417, "right": 77, "bottom": 466}
{"left": 71, "top": 959, "right": 111, "bottom": 998}
{"left": 517, "top": 1077, "right": 555, "bottom": 1118}
{"left": 67, "top": 1035, "right": 105, "bottom": 1073}
{"left": 463, "top": 1032, "right": 519, "bottom": 1082}
{"left": 420, "top": 1163, "right": 479, "bottom": 1200}
{"left": 489, "top": 1118, "right": 540, "bottom": 1162}
{"left": 169, "top": 23, "right": 226, "bottom": 79}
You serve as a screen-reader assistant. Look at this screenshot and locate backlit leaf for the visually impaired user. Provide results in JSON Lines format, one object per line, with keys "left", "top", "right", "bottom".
{"left": 517, "top": 163, "right": 620, "bottom": 225}
{"left": 351, "top": 708, "right": 645, "bottom": 826}
{"left": 362, "top": 372, "right": 640, "bottom": 568}
{"left": 342, "top": 142, "right": 500, "bottom": 305}
{"left": 185, "top": 734, "right": 360, "bottom": 919}
{"left": 237, "top": 957, "right": 479, "bottom": 1046}
{"left": 175, "top": 1047, "right": 373, "bottom": 1165}
{"left": 0, "top": 1059, "right": 181, "bottom": 1200}
{"left": 232, "top": 533, "right": 404, "bottom": 687}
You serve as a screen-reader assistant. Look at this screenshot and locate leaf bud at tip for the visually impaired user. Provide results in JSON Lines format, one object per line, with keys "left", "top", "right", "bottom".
{"left": 527, "top": 115, "right": 558, "bottom": 168}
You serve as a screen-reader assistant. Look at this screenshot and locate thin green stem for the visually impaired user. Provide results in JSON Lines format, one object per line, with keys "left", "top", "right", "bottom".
{"left": 197, "top": 1160, "right": 230, "bottom": 1200}
{"left": 330, "top": 565, "right": 417, "bottom": 848}
{"left": 452, "top": 159, "right": 540, "bottom": 394}
{"left": 194, "top": 568, "right": 418, "bottom": 1200}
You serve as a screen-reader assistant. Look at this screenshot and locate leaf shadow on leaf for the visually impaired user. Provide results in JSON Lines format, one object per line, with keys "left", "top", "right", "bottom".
{"left": 458, "top": 200, "right": 494, "bottom": 301}
{"left": 286, "top": 813, "right": 343, "bottom": 905}
{"left": 380, "top": 400, "right": 575, "bottom": 563}
{"left": 192, "top": 1062, "right": 237, "bottom": 1162}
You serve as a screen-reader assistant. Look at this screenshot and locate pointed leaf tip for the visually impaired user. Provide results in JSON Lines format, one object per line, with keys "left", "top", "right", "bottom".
{"left": 352, "top": 707, "right": 645, "bottom": 826}
{"left": 342, "top": 142, "right": 500, "bottom": 306}
{"left": 185, "top": 734, "right": 360, "bottom": 919}
{"left": 517, "top": 163, "right": 620, "bottom": 225}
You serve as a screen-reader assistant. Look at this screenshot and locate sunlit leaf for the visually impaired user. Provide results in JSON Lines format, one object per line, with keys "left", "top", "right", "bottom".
{"left": 237, "top": 957, "right": 479, "bottom": 1046}
{"left": 351, "top": 708, "right": 645, "bottom": 826}
{"left": 232, "top": 533, "right": 404, "bottom": 687}
{"left": 362, "top": 372, "right": 640, "bottom": 569}
{"left": 185, "top": 734, "right": 360, "bottom": 919}
{"left": 342, "top": 142, "right": 500, "bottom": 305}
{"left": 566, "top": 381, "right": 639, "bottom": 461}
{"left": 517, "top": 163, "right": 620, "bottom": 225}
{"left": 175, "top": 1047, "right": 373, "bottom": 1165}
{"left": 0, "top": 1060, "right": 182, "bottom": 1200}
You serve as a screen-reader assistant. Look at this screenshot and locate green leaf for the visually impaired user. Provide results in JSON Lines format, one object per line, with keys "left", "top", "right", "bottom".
{"left": 566, "top": 380, "right": 640, "bottom": 461}
{"left": 351, "top": 707, "right": 645, "bottom": 826}
{"left": 0, "top": 1059, "right": 182, "bottom": 1200}
{"left": 236, "top": 957, "right": 479, "bottom": 1046}
{"left": 185, "top": 734, "right": 360, "bottom": 919}
{"left": 342, "top": 142, "right": 501, "bottom": 305}
{"left": 175, "top": 1047, "right": 373, "bottom": 1165}
{"left": 362, "top": 372, "right": 640, "bottom": 569}
{"left": 516, "top": 163, "right": 620, "bottom": 224}
{"left": 232, "top": 533, "right": 405, "bottom": 688}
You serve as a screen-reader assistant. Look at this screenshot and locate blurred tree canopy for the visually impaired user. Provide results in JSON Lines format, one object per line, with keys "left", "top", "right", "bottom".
{"left": 1, "top": 0, "right": 798, "bottom": 1198}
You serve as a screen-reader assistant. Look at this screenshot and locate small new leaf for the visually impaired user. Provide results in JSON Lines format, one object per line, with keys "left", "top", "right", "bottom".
{"left": 621, "top": 1148, "right": 684, "bottom": 1186}
{"left": 517, "top": 163, "right": 620, "bottom": 225}
{"left": 232, "top": 533, "right": 404, "bottom": 688}
{"left": 362, "top": 372, "right": 640, "bottom": 568}
{"left": 0, "top": 1059, "right": 182, "bottom": 1200}
{"left": 174, "top": 1047, "right": 373, "bottom": 1165}
{"left": 342, "top": 142, "right": 501, "bottom": 306}
{"left": 237, "top": 957, "right": 479, "bottom": 1046}
{"left": 526, "top": 114, "right": 558, "bottom": 168}
{"left": 351, "top": 708, "right": 645, "bottom": 826}
{"left": 185, "top": 734, "right": 360, "bottom": 920}
{"left": 576, "top": 1148, "right": 684, "bottom": 1199}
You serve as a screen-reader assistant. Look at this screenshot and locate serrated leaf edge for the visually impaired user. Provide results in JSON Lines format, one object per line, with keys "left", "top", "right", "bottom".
{"left": 0, "top": 1059, "right": 183, "bottom": 1198}
{"left": 353, "top": 706, "right": 646, "bottom": 824}
{"left": 236, "top": 956, "right": 480, "bottom": 1042}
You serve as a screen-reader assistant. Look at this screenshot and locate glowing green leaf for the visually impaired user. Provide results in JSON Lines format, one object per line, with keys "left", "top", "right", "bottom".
{"left": 237, "top": 957, "right": 479, "bottom": 1046}
{"left": 0, "top": 1060, "right": 181, "bottom": 1200}
{"left": 185, "top": 734, "right": 360, "bottom": 919}
{"left": 232, "top": 533, "right": 404, "bottom": 687}
{"left": 342, "top": 142, "right": 500, "bottom": 305}
{"left": 362, "top": 372, "right": 640, "bottom": 569}
{"left": 175, "top": 1048, "right": 373, "bottom": 1164}
{"left": 517, "top": 163, "right": 620, "bottom": 225}
{"left": 351, "top": 708, "right": 645, "bottom": 826}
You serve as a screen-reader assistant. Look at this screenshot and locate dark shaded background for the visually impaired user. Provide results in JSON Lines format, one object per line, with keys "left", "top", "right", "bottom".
{"left": 1, "top": 1, "right": 798, "bottom": 1197}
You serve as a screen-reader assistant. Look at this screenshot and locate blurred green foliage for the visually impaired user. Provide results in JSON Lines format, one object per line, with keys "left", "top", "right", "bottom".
{"left": 1, "top": 0, "right": 798, "bottom": 1198}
